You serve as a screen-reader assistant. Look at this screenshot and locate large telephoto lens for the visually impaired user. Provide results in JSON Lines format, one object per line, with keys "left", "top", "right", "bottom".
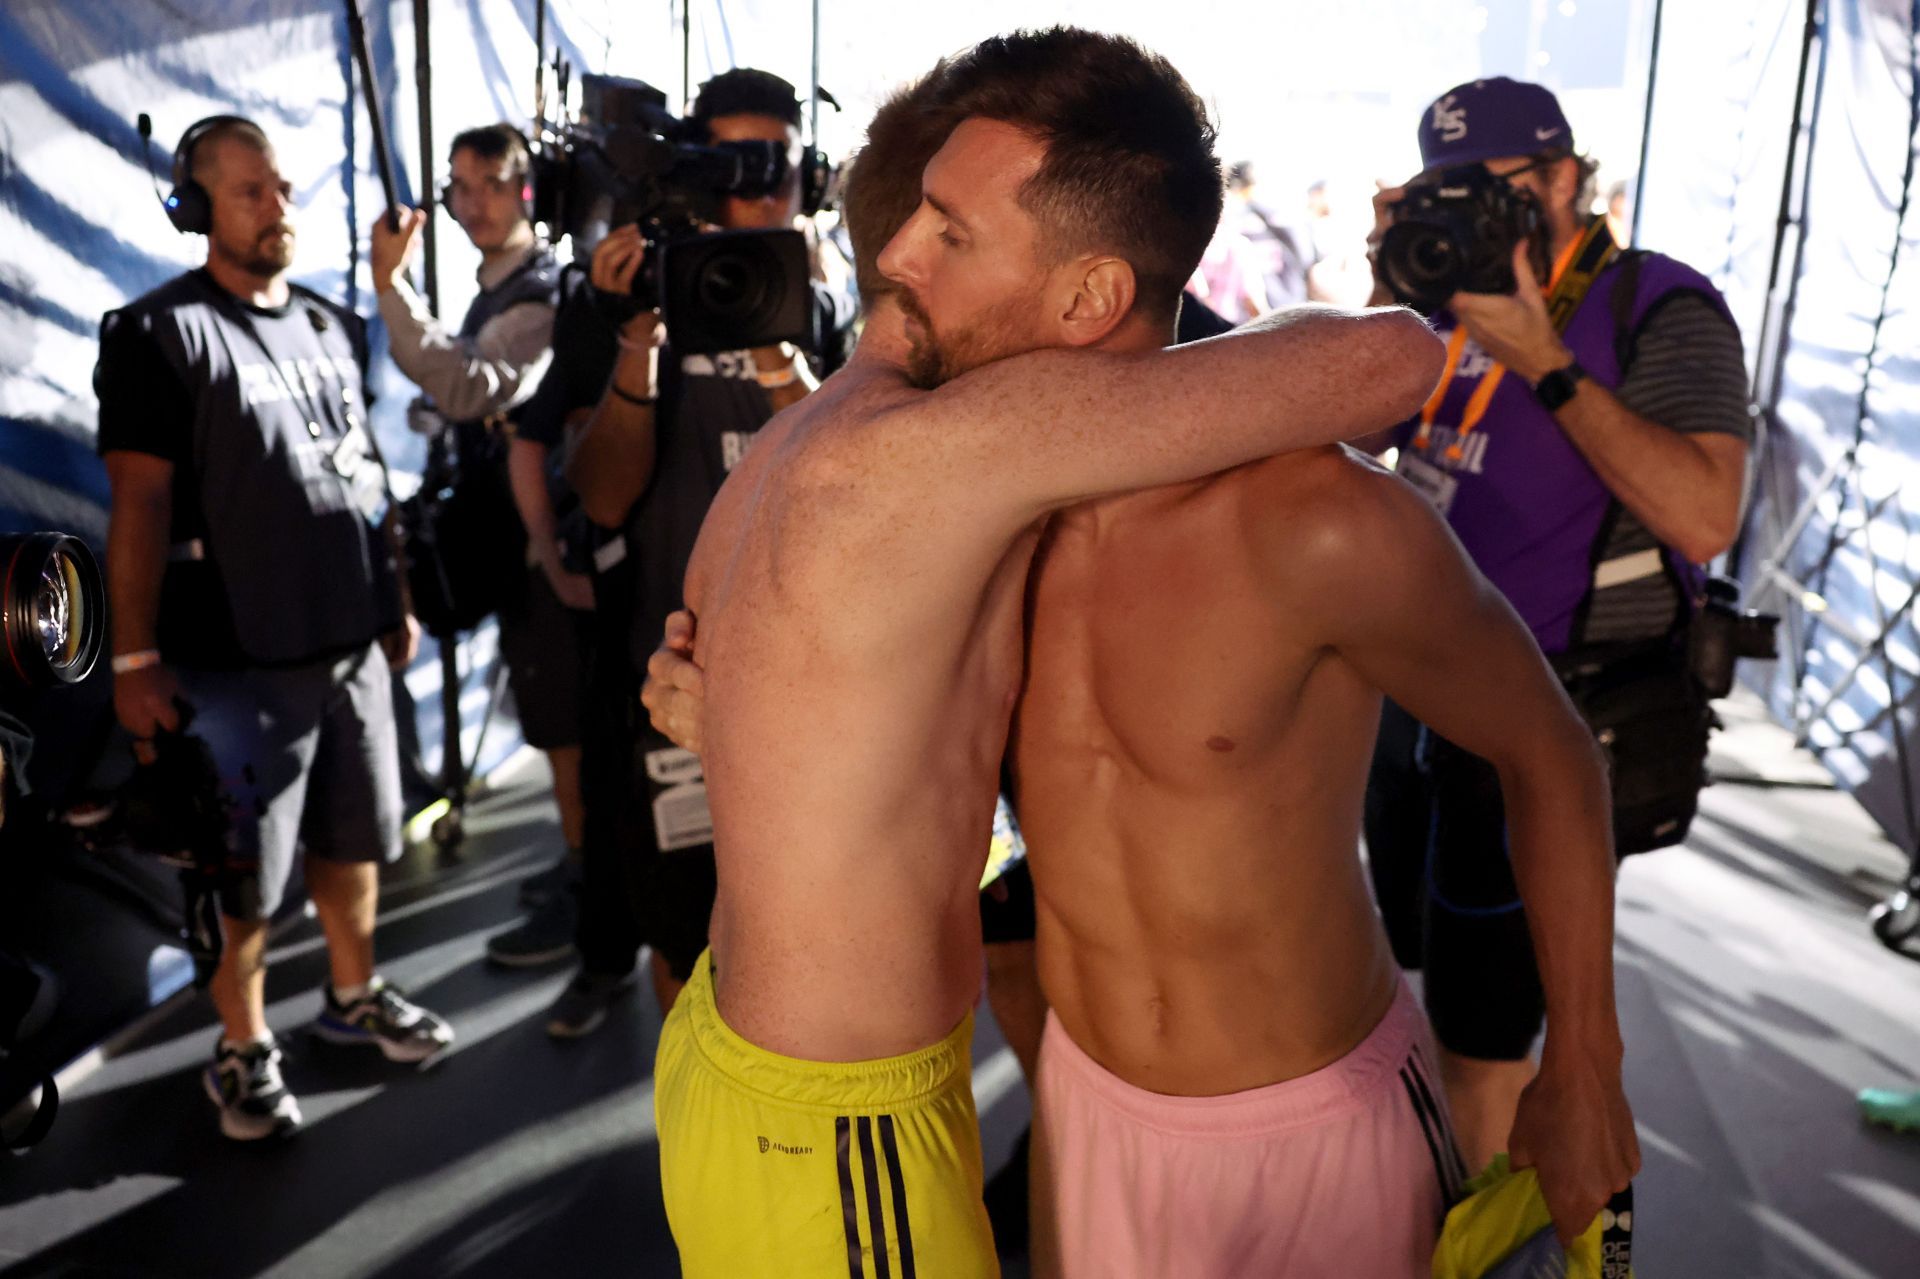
{"left": 1, "top": 533, "right": 105, "bottom": 693}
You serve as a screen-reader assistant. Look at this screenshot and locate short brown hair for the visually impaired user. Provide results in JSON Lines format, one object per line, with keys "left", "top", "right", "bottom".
{"left": 187, "top": 118, "right": 270, "bottom": 186}
{"left": 841, "top": 66, "right": 961, "bottom": 305}
{"left": 450, "top": 123, "right": 532, "bottom": 182}
{"left": 928, "top": 27, "right": 1222, "bottom": 319}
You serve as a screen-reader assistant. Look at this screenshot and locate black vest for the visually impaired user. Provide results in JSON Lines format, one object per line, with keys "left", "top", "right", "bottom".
{"left": 112, "top": 271, "right": 398, "bottom": 668}
{"left": 455, "top": 244, "right": 563, "bottom": 424}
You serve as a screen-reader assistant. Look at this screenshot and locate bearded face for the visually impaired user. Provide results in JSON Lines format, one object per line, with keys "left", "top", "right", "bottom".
{"left": 896, "top": 276, "right": 1049, "bottom": 390}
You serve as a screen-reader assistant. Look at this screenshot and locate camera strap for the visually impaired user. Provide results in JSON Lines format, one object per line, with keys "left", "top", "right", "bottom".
{"left": 1413, "top": 216, "right": 1620, "bottom": 460}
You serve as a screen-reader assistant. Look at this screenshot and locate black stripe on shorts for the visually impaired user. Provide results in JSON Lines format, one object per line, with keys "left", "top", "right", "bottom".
{"left": 1407, "top": 1050, "right": 1470, "bottom": 1190}
{"left": 878, "top": 1115, "right": 918, "bottom": 1279}
{"left": 836, "top": 1116, "right": 865, "bottom": 1279}
{"left": 857, "top": 1116, "right": 892, "bottom": 1279}
{"left": 1401, "top": 1065, "right": 1457, "bottom": 1206}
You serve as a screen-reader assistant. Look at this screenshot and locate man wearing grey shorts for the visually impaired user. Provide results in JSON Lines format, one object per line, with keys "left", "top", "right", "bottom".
{"left": 98, "top": 115, "right": 452, "bottom": 1141}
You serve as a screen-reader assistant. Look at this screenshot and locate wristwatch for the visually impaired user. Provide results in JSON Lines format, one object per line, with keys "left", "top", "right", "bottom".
{"left": 1533, "top": 360, "right": 1588, "bottom": 411}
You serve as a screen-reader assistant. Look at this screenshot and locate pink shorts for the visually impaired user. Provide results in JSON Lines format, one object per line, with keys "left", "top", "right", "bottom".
{"left": 1033, "top": 978, "right": 1464, "bottom": 1278}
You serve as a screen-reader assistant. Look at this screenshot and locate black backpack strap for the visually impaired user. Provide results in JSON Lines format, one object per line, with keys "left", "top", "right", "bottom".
{"left": 1610, "top": 248, "right": 1650, "bottom": 374}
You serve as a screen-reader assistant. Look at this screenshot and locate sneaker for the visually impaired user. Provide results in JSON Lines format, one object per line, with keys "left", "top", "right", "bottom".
{"left": 313, "top": 978, "right": 454, "bottom": 1065}
{"left": 519, "top": 853, "right": 577, "bottom": 906}
{"left": 1859, "top": 1087, "right": 1920, "bottom": 1134}
{"left": 545, "top": 969, "right": 637, "bottom": 1039}
{"left": 487, "top": 891, "right": 579, "bottom": 968}
{"left": 202, "top": 1038, "right": 302, "bottom": 1141}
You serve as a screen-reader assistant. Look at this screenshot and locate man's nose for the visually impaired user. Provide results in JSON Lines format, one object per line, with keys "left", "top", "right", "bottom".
{"left": 877, "top": 222, "right": 920, "bottom": 285}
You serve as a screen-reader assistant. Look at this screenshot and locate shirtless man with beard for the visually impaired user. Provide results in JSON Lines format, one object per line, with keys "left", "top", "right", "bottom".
{"left": 649, "top": 30, "right": 1637, "bottom": 1279}
{"left": 644, "top": 28, "right": 1444, "bottom": 1279}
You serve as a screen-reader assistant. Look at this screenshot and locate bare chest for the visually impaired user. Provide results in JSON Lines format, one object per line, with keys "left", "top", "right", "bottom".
{"left": 1021, "top": 509, "right": 1321, "bottom": 774}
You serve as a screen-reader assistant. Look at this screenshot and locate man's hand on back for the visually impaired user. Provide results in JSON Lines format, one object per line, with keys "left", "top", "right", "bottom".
{"left": 642, "top": 609, "right": 704, "bottom": 754}
{"left": 1507, "top": 1036, "right": 1640, "bottom": 1245}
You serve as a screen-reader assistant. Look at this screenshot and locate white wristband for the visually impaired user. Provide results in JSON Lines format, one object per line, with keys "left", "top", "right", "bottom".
{"left": 111, "top": 649, "right": 162, "bottom": 675}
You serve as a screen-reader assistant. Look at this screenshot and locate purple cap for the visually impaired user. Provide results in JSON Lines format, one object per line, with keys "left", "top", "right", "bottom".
{"left": 1417, "top": 77, "right": 1574, "bottom": 171}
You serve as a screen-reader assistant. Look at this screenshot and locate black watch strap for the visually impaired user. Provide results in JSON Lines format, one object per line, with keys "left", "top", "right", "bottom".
{"left": 1534, "top": 360, "right": 1588, "bottom": 411}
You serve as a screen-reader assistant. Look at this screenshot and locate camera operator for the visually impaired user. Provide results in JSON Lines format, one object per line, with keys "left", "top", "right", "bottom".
{"left": 1359, "top": 77, "right": 1752, "bottom": 1171}
{"left": 96, "top": 116, "right": 452, "bottom": 1142}
{"left": 369, "top": 125, "right": 591, "bottom": 963}
{"left": 503, "top": 67, "right": 854, "bottom": 1036}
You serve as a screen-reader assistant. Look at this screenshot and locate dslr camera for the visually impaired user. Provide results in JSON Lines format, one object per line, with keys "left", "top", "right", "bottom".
{"left": 534, "top": 74, "right": 828, "bottom": 356}
{"left": 1377, "top": 163, "right": 1541, "bottom": 314}
{"left": 1689, "top": 576, "right": 1780, "bottom": 699}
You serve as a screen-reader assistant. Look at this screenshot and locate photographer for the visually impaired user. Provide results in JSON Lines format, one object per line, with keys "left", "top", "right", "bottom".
{"left": 96, "top": 117, "right": 452, "bottom": 1142}
{"left": 370, "top": 125, "right": 590, "bottom": 963}
{"left": 1359, "top": 77, "right": 1751, "bottom": 1175}
{"left": 1360, "top": 77, "right": 1752, "bottom": 1172}
{"left": 506, "top": 67, "right": 853, "bottom": 1036}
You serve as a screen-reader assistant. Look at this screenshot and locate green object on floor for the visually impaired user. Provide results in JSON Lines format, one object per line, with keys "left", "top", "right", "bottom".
{"left": 1858, "top": 1088, "right": 1920, "bottom": 1134}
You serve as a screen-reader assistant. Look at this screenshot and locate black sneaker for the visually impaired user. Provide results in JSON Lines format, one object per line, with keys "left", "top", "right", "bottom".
{"left": 545, "top": 970, "right": 637, "bottom": 1039}
{"left": 518, "top": 853, "right": 577, "bottom": 906}
{"left": 202, "top": 1038, "right": 302, "bottom": 1141}
{"left": 487, "top": 891, "right": 579, "bottom": 968}
{"left": 312, "top": 978, "right": 454, "bottom": 1065}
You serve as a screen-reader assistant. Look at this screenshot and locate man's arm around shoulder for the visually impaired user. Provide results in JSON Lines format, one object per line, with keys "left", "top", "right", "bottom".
{"left": 862, "top": 304, "right": 1443, "bottom": 531}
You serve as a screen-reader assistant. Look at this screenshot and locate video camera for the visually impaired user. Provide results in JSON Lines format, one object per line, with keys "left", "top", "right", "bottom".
{"left": 1377, "top": 163, "right": 1542, "bottom": 314}
{"left": 533, "top": 73, "right": 827, "bottom": 355}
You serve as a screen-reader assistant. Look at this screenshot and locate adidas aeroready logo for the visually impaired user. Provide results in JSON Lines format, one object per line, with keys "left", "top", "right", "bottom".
{"left": 757, "top": 1136, "right": 813, "bottom": 1155}
{"left": 1432, "top": 94, "right": 1467, "bottom": 142}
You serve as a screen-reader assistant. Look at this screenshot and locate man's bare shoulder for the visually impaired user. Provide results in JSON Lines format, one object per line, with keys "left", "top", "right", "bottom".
{"left": 1239, "top": 444, "right": 1458, "bottom": 593}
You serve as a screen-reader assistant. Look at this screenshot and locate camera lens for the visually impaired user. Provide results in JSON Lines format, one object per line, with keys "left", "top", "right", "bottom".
{"left": 2, "top": 533, "right": 104, "bottom": 692}
{"left": 1379, "top": 221, "right": 1465, "bottom": 311}
{"left": 695, "top": 242, "right": 784, "bottom": 325}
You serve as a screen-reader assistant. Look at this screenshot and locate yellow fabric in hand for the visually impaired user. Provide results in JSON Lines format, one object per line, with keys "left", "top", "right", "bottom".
{"left": 1431, "top": 1155, "right": 1632, "bottom": 1279}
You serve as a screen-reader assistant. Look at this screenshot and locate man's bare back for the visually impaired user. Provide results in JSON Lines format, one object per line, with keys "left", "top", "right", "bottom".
{"left": 684, "top": 340, "right": 1041, "bottom": 1061}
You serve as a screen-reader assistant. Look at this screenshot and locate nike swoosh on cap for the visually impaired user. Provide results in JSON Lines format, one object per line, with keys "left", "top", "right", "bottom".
{"left": 1535, "top": 127, "right": 1562, "bottom": 140}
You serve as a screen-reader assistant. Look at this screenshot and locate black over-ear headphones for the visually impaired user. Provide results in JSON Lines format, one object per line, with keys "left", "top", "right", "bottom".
{"left": 164, "top": 114, "right": 260, "bottom": 235}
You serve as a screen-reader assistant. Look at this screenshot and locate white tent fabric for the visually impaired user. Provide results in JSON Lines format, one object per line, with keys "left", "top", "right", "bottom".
{"left": 1641, "top": 0, "right": 1920, "bottom": 866}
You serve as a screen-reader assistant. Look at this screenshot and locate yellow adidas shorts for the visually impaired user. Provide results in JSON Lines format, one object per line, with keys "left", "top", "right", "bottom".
{"left": 655, "top": 950, "right": 1000, "bottom": 1278}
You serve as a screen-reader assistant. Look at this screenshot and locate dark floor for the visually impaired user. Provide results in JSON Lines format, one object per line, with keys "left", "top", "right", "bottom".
{"left": 0, "top": 752, "right": 1030, "bottom": 1279}
{"left": 2, "top": 696, "right": 1919, "bottom": 1277}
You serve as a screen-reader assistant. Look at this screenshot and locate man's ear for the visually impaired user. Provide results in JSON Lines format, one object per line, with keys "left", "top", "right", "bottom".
{"left": 1548, "top": 155, "right": 1581, "bottom": 209}
{"left": 1054, "top": 256, "right": 1137, "bottom": 348}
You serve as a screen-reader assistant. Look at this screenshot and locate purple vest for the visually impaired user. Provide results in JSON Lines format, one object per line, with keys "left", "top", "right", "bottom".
{"left": 1392, "top": 251, "right": 1731, "bottom": 654}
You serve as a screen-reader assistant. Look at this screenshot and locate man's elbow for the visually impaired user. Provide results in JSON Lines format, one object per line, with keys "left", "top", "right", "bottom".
{"left": 1362, "top": 307, "right": 1445, "bottom": 418}
{"left": 1672, "top": 496, "right": 1743, "bottom": 565}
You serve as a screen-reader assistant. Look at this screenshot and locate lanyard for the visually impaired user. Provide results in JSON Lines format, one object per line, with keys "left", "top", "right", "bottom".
{"left": 193, "top": 273, "right": 394, "bottom": 505}
{"left": 1413, "top": 218, "right": 1618, "bottom": 461}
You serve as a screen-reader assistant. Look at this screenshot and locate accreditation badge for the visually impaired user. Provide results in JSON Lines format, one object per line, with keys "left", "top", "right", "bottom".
{"left": 645, "top": 746, "right": 713, "bottom": 852}
{"left": 1396, "top": 448, "right": 1459, "bottom": 518}
{"left": 329, "top": 419, "right": 389, "bottom": 526}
